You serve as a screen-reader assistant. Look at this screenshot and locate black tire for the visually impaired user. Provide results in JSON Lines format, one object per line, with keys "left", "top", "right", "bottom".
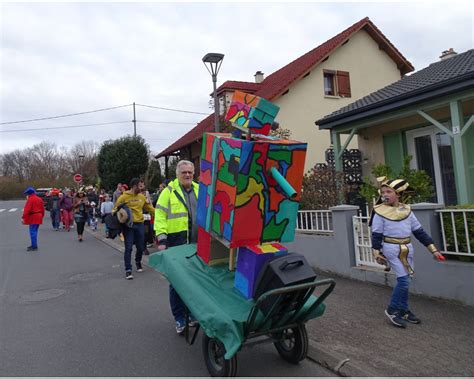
{"left": 273, "top": 324, "right": 308, "bottom": 364}
{"left": 202, "top": 334, "right": 238, "bottom": 377}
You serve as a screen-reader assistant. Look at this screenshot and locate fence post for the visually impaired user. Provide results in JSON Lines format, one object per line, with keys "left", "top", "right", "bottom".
{"left": 329, "top": 205, "right": 360, "bottom": 268}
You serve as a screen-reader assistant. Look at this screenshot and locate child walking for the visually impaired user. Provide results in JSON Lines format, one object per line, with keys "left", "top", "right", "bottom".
{"left": 370, "top": 177, "right": 445, "bottom": 328}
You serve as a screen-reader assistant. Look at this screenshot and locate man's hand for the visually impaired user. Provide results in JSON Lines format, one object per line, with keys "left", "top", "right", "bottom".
{"left": 157, "top": 244, "right": 167, "bottom": 251}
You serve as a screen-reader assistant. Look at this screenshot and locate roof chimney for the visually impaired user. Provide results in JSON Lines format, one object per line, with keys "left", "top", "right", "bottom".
{"left": 254, "top": 71, "right": 264, "bottom": 84}
{"left": 439, "top": 48, "right": 457, "bottom": 60}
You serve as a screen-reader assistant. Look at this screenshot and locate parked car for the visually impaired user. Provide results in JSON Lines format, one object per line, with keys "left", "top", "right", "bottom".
{"left": 35, "top": 187, "right": 52, "bottom": 207}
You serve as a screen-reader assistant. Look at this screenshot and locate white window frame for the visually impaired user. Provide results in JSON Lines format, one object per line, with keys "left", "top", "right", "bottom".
{"left": 406, "top": 125, "right": 447, "bottom": 204}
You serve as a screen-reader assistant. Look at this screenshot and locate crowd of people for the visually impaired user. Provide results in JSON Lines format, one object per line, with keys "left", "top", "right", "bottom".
{"left": 22, "top": 180, "right": 163, "bottom": 248}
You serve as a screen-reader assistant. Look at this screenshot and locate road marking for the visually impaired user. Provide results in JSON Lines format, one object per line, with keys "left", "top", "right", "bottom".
{"left": 0, "top": 209, "right": 5, "bottom": 213}
{"left": 8, "top": 208, "right": 17, "bottom": 212}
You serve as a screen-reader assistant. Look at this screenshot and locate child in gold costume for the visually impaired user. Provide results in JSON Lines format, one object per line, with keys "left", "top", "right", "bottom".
{"left": 370, "top": 177, "right": 445, "bottom": 328}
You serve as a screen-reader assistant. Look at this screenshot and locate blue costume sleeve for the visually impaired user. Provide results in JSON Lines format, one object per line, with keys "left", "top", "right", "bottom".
{"left": 370, "top": 213, "right": 384, "bottom": 250}
{"left": 412, "top": 227, "right": 434, "bottom": 246}
{"left": 411, "top": 213, "right": 434, "bottom": 246}
{"left": 372, "top": 232, "right": 384, "bottom": 250}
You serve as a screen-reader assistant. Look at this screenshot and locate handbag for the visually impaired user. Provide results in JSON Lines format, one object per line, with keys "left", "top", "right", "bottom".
{"left": 74, "top": 212, "right": 85, "bottom": 223}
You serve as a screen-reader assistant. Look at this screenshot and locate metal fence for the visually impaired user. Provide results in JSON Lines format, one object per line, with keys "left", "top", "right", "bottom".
{"left": 296, "top": 210, "right": 333, "bottom": 233}
{"left": 437, "top": 209, "right": 474, "bottom": 256}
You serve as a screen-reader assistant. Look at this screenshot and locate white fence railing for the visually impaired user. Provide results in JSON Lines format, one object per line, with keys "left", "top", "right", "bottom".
{"left": 437, "top": 209, "right": 474, "bottom": 256}
{"left": 296, "top": 210, "right": 333, "bottom": 233}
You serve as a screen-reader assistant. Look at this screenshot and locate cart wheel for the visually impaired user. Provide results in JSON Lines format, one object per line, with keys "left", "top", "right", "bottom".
{"left": 273, "top": 324, "right": 308, "bottom": 364}
{"left": 202, "top": 334, "right": 237, "bottom": 377}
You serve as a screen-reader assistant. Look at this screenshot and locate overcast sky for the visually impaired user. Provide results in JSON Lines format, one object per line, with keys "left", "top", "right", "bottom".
{"left": 1, "top": 1, "right": 472, "bottom": 156}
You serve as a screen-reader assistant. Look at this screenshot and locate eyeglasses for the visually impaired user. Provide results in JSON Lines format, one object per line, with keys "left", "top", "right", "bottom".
{"left": 179, "top": 171, "right": 194, "bottom": 175}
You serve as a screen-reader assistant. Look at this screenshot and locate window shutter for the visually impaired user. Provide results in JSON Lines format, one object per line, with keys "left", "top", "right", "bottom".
{"left": 383, "top": 132, "right": 405, "bottom": 173}
{"left": 336, "top": 71, "right": 351, "bottom": 97}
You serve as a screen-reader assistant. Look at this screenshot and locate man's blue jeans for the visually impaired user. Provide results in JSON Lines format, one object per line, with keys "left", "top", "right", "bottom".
{"left": 29, "top": 224, "right": 39, "bottom": 248}
{"left": 169, "top": 285, "right": 185, "bottom": 323}
{"left": 389, "top": 275, "right": 411, "bottom": 312}
{"left": 50, "top": 209, "right": 60, "bottom": 229}
{"left": 122, "top": 223, "right": 144, "bottom": 273}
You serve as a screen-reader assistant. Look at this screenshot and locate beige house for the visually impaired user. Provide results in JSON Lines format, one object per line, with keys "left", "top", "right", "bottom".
{"left": 316, "top": 49, "right": 474, "bottom": 205}
{"left": 157, "top": 17, "right": 413, "bottom": 175}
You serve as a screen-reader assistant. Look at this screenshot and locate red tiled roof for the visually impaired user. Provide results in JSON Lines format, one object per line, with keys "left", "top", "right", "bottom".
{"left": 156, "top": 17, "right": 413, "bottom": 158}
{"left": 255, "top": 17, "right": 413, "bottom": 100}
{"left": 215, "top": 80, "right": 262, "bottom": 95}
{"left": 157, "top": 114, "right": 214, "bottom": 157}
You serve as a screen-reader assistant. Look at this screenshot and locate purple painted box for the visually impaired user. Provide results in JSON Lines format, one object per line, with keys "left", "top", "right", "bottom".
{"left": 234, "top": 243, "right": 288, "bottom": 299}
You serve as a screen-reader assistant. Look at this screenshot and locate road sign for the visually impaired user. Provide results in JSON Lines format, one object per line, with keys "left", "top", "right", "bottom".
{"left": 74, "top": 174, "right": 82, "bottom": 183}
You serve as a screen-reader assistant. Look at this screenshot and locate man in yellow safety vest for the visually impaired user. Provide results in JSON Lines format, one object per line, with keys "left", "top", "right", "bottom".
{"left": 154, "top": 160, "right": 199, "bottom": 334}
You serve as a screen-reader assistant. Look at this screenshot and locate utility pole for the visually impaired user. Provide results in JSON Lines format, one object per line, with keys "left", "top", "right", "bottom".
{"left": 133, "top": 102, "right": 137, "bottom": 137}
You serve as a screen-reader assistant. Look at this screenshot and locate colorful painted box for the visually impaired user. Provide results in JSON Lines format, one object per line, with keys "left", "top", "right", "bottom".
{"left": 234, "top": 243, "right": 288, "bottom": 299}
{"left": 197, "top": 132, "right": 307, "bottom": 249}
{"left": 225, "top": 91, "right": 280, "bottom": 136}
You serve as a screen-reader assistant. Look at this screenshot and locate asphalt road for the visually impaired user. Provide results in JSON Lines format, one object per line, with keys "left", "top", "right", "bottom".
{"left": 0, "top": 200, "right": 333, "bottom": 377}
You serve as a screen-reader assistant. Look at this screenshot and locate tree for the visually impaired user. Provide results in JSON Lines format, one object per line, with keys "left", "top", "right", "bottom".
{"left": 97, "top": 135, "right": 149, "bottom": 190}
{"left": 144, "top": 158, "right": 163, "bottom": 191}
{"left": 360, "top": 155, "right": 435, "bottom": 204}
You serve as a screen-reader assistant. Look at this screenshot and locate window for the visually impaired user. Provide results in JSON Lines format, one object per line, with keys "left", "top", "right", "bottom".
{"left": 323, "top": 72, "right": 335, "bottom": 96}
{"left": 323, "top": 70, "right": 351, "bottom": 97}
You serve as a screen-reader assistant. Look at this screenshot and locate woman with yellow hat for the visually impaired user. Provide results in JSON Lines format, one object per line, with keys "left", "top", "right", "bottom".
{"left": 370, "top": 176, "right": 445, "bottom": 328}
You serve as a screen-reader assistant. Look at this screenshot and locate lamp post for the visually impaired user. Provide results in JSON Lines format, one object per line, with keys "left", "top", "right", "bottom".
{"left": 202, "top": 53, "right": 224, "bottom": 133}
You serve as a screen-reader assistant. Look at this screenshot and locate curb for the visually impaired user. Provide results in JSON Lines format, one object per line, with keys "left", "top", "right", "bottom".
{"left": 307, "top": 340, "right": 376, "bottom": 377}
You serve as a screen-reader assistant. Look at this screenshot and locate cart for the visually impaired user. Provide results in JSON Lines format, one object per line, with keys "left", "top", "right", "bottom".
{"left": 149, "top": 244, "right": 335, "bottom": 377}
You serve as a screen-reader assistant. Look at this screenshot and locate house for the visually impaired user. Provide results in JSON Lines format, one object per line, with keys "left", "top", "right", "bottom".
{"left": 316, "top": 49, "right": 474, "bottom": 205}
{"left": 156, "top": 17, "right": 414, "bottom": 175}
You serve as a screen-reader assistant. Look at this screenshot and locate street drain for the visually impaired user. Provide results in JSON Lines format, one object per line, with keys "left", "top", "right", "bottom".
{"left": 69, "top": 272, "right": 104, "bottom": 281}
{"left": 19, "top": 289, "right": 66, "bottom": 303}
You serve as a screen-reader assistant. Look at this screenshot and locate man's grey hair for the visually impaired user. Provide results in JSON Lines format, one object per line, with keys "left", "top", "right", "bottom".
{"left": 176, "top": 160, "right": 194, "bottom": 176}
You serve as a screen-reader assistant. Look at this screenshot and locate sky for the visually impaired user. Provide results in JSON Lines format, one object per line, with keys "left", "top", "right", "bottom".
{"left": 0, "top": 1, "right": 473, "bottom": 157}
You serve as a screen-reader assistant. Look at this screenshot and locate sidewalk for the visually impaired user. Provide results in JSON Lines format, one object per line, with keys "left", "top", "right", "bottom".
{"left": 86, "top": 223, "right": 474, "bottom": 377}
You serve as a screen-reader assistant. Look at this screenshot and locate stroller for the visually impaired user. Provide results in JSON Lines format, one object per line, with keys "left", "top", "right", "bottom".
{"left": 89, "top": 202, "right": 98, "bottom": 231}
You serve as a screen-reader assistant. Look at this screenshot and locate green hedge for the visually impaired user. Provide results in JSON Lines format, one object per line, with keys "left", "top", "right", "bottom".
{"left": 440, "top": 204, "right": 474, "bottom": 261}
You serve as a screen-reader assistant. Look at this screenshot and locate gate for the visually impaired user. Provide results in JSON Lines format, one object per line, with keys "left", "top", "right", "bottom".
{"left": 352, "top": 212, "right": 379, "bottom": 267}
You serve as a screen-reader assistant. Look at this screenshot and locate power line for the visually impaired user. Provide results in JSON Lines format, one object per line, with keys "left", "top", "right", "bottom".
{"left": 136, "top": 103, "right": 209, "bottom": 115}
{"left": 136, "top": 120, "right": 197, "bottom": 125}
{"left": 0, "top": 104, "right": 133, "bottom": 125}
{"left": 0, "top": 119, "right": 200, "bottom": 133}
{"left": 0, "top": 121, "right": 131, "bottom": 133}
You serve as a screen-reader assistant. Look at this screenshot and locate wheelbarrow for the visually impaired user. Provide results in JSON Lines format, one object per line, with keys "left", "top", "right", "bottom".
{"left": 149, "top": 244, "right": 335, "bottom": 377}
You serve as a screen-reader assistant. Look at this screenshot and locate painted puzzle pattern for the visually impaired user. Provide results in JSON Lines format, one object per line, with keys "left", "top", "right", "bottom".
{"left": 197, "top": 132, "right": 307, "bottom": 247}
{"left": 224, "top": 90, "right": 280, "bottom": 136}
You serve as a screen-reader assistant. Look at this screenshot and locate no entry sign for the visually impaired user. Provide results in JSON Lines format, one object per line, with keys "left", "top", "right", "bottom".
{"left": 74, "top": 174, "right": 82, "bottom": 183}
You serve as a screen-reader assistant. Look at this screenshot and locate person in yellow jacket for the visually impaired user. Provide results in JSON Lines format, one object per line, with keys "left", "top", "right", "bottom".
{"left": 113, "top": 178, "right": 155, "bottom": 280}
{"left": 154, "top": 160, "right": 199, "bottom": 334}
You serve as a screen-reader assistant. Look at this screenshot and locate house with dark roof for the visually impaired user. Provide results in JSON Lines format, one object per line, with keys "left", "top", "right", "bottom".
{"left": 156, "top": 17, "right": 413, "bottom": 176}
{"left": 316, "top": 48, "right": 474, "bottom": 205}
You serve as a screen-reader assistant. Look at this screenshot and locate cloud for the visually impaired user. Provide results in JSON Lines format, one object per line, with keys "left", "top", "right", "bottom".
{"left": 1, "top": 1, "right": 472, "bottom": 155}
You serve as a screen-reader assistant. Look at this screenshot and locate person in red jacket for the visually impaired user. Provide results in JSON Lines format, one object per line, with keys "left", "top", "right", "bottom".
{"left": 22, "top": 187, "right": 45, "bottom": 251}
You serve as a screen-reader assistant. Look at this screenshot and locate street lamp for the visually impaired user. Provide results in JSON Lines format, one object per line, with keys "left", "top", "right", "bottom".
{"left": 202, "top": 52, "right": 224, "bottom": 133}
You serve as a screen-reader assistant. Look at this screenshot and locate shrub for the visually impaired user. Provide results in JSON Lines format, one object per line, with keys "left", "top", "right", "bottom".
{"left": 439, "top": 204, "right": 474, "bottom": 261}
{"left": 360, "top": 156, "right": 434, "bottom": 204}
{"left": 300, "top": 164, "right": 350, "bottom": 210}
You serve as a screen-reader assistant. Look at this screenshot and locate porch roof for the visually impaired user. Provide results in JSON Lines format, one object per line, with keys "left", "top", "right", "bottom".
{"left": 316, "top": 49, "right": 474, "bottom": 130}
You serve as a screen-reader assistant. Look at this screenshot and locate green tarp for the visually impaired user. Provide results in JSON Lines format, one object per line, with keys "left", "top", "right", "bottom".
{"left": 149, "top": 244, "right": 326, "bottom": 359}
